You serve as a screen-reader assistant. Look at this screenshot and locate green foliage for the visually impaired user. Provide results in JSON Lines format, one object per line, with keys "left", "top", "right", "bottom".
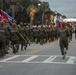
{"left": 0, "top": 0, "right": 63, "bottom": 25}
{"left": 62, "top": 15, "right": 66, "bottom": 19}
{"left": 26, "top": 5, "right": 38, "bottom": 15}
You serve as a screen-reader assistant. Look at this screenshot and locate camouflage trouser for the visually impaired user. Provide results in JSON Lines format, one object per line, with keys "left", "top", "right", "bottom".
{"left": 40, "top": 35, "right": 44, "bottom": 45}
{"left": 59, "top": 39, "right": 68, "bottom": 55}
{"left": 0, "top": 42, "right": 6, "bottom": 57}
{"left": 11, "top": 40, "right": 19, "bottom": 54}
{"left": 69, "top": 34, "right": 72, "bottom": 41}
{"left": 20, "top": 39, "right": 27, "bottom": 50}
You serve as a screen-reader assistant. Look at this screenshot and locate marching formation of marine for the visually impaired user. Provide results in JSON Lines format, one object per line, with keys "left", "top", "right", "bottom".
{"left": 0, "top": 20, "right": 74, "bottom": 58}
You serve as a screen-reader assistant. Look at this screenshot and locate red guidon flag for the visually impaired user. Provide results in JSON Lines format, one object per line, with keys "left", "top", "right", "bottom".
{"left": 1, "top": 11, "right": 8, "bottom": 22}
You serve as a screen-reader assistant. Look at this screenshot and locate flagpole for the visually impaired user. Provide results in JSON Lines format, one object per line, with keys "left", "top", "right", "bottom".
{"left": 11, "top": 1, "right": 16, "bottom": 18}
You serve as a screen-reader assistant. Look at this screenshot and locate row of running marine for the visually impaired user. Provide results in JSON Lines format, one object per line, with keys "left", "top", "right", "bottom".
{"left": 0, "top": 20, "right": 59, "bottom": 58}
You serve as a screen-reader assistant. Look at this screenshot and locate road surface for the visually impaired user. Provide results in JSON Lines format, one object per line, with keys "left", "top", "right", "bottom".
{"left": 0, "top": 34, "right": 76, "bottom": 75}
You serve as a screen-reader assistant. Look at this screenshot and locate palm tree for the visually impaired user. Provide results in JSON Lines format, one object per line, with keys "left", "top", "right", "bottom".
{"left": 26, "top": 4, "right": 38, "bottom": 26}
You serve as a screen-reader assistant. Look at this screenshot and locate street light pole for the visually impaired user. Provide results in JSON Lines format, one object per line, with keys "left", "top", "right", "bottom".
{"left": 38, "top": 2, "right": 45, "bottom": 26}
{"left": 38, "top": 2, "right": 46, "bottom": 26}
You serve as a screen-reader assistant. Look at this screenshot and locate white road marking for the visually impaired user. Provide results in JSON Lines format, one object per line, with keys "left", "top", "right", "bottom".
{"left": 21, "top": 55, "right": 38, "bottom": 62}
{"left": 66, "top": 56, "right": 76, "bottom": 64}
{"left": 0, "top": 55, "right": 20, "bottom": 62}
{"left": 48, "top": 56, "right": 57, "bottom": 62}
{"left": 0, "top": 55, "right": 76, "bottom": 65}
{"left": 1, "top": 61, "right": 76, "bottom": 65}
{"left": 43, "top": 56, "right": 57, "bottom": 62}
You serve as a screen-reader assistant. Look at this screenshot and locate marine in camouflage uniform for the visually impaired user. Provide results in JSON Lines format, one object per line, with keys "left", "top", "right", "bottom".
{"left": 10, "top": 23, "right": 19, "bottom": 54}
{"left": 69, "top": 25, "right": 73, "bottom": 42}
{"left": 54, "top": 26, "right": 59, "bottom": 40}
{"left": 29, "top": 27, "right": 34, "bottom": 42}
{"left": 39, "top": 26, "right": 45, "bottom": 45}
{"left": 18, "top": 22, "right": 28, "bottom": 50}
{"left": 44, "top": 27, "right": 48, "bottom": 43}
{"left": 48, "top": 27, "right": 52, "bottom": 42}
{"left": 58, "top": 23, "right": 69, "bottom": 59}
{"left": 3, "top": 20, "right": 11, "bottom": 52}
{"left": 0, "top": 21, "right": 8, "bottom": 57}
{"left": 51, "top": 28, "right": 55, "bottom": 41}
{"left": 33, "top": 26, "right": 39, "bottom": 43}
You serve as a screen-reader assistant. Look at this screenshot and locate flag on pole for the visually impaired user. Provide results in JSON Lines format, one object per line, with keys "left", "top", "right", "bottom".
{"left": 1, "top": 11, "right": 8, "bottom": 22}
{"left": 1, "top": 10, "right": 14, "bottom": 23}
{"left": 1, "top": 10, "right": 14, "bottom": 22}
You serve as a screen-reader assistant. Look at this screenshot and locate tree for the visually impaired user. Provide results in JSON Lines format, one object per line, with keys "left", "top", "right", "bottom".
{"left": 62, "top": 15, "right": 66, "bottom": 19}
{"left": 14, "top": 0, "right": 31, "bottom": 23}
{"left": 0, "top": 0, "right": 62, "bottom": 25}
{"left": 26, "top": 4, "right": 38, "bottom": 26}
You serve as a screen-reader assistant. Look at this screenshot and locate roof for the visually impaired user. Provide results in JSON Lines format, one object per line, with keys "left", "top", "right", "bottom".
{"left": 63, "top": 18, "right": 76, "bottom": 22}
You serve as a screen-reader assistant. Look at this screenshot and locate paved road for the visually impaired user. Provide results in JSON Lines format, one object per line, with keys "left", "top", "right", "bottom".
{"left": 0, "top": 34, "right": 76, "bottom": 75}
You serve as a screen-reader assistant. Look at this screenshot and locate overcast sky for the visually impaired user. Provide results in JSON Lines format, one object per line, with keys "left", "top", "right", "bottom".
{"left": 41, "top": 0, "right": 76, "bottom": 18}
